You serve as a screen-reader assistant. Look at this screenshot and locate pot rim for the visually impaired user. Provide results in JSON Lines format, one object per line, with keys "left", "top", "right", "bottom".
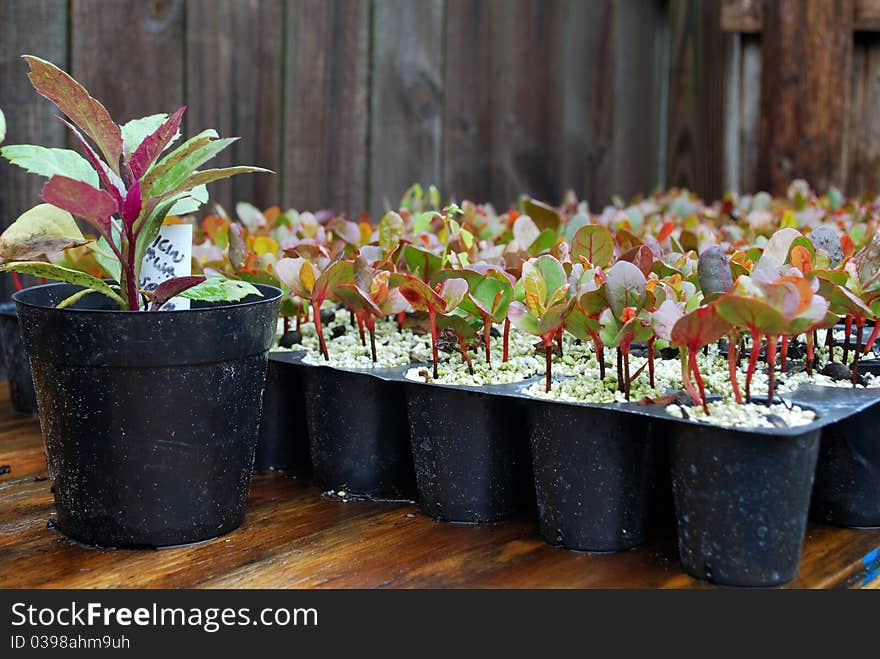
{"left": 12, "top": 280, "right": 283, "bottom": 314}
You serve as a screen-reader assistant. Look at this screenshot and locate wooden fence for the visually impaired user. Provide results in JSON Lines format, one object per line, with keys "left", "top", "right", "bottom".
{"left": 1, "top": 0, "right": 878, "bottom": 249}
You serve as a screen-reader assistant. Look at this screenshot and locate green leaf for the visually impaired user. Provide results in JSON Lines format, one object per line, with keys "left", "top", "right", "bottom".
{"left": 168, "top": 184, "right": 208, "bottom": 216}
{"left": 715, "top": 295, "right": 787, "bottom": 335}
{"left": 180, "top": 276, "right": 261, "bottom": 303}
{"left": 605, "top": 260, "right": 647, "bottom": 317}
{"left": 1, "top": 261, "right": 125, "bottom": 308}
{"left": 121, "top": 113, "right": 169, "bottom": 157}
{"left": 90, "top": 235, "right": 122, "bottom": 281}
{"left": 1, "top": 145, "right": 99, "bottom": 187}
{"left": 379, "top": 211, "right": 404, "bottom": 255}
{"left": 460, "top": 227, "right": 474, "bottom": 249}
{"left": 0, "top": 204, "right": 90, "bottom": 261}
{"left": 142, "top": 129, "right": 218, "bottom": 192}
{"left": 522, "top": 198, "right": 561, "bottom": 232}
{"left": 528, "top": 229, "right": 557, "bottom": 256}
{"left": 404, "top": 244, "right": 443, "bottom": 281}
{"left": 507, "top": 301, "right": 540, "bottom": 336}
{"left": 562, "top": 212, "right": 590, "bottom": 244}
{"left": 571, "top": 224, "right": 614, "bottom": 267}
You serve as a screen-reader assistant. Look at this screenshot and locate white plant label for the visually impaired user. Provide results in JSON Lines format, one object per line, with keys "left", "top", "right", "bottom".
{"left": 139, "top": 223, "right": 193, "bottom": 310}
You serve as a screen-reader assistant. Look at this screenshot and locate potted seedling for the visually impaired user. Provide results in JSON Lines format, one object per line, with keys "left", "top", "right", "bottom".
{"left": 0, "top": 56, "right": 280, "bottom": 548}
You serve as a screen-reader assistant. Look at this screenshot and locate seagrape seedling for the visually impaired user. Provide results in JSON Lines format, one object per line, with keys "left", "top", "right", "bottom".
{"left": 0, "top": 56, "right": 270, "bottom": 310}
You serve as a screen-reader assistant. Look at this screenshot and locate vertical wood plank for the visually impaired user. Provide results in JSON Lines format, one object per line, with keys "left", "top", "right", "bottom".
{"left": 737, "top": 34, "right": 761, "bottom": 193}
{"left": 186, "top": 0, "right": 284, "bottom": 212}
{"left": 442, "top": 0, "right": 493, "bottom": 204}
{"left": 665, "top": 0, "right": 727, "bottom": 201}
{"left": 369, "top": 0, "right": 444, "bottom": 217}
{"left": 758, "top": 0, "right": 854, "bottom": 194}
{"left": 846, "top": 34, "right": 880, "bottom": 196}
{"left": 282, "top": 0, "right": 369, "bottom": 216}
{"left": 70, "top": 0, "right": 184, "bottom": 123}
{"left": 556, "top": 0, "right": 614, "bottom": 207}
{"left": 611, "top": 0, "right": 666, "bottom": 202}
{"left": 0, "top": 0, "right": 68, "bottom": 300}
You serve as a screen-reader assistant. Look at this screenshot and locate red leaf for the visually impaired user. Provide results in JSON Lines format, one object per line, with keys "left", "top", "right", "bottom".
{"left": 122, "top": 180, "right": 142, "bottom": 229}
{"left": 58, "top": 115, "right": 126, "bottom": 205}
{"left": 24, "top": 55, "right": 122, "bottom": 172}
{"left": 42, "top": 175, "right": 118, "bottom": 232}
{"left": 151, "top": 275, "right": 206, "bottom": 310}
{"left": 128, "top": 106, "right": 186, "bottom": 180}
{"left": 671, "top": 303, "right": 732, "bottom": 350}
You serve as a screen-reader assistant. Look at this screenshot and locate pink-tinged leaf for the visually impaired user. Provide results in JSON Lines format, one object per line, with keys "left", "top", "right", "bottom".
{"left": 652, "top": 299, "right": 686, "bottom": 342}
{"left": 715, "top": 294, "right": 788, "bottom": 335}
{"left": 333, "top": 284, "right": 384, "bottom": 318}
{"left": 122, "top": 180, "right": 142, "bottom": 228}
{"left": 507, "top": 301, "right": 541, "bottom": 336}
{"left": 439, "top": 278, "right": 468, "bottom": 310}
{"left": 312, "top": 260, "right": 355, "bottom": 304}
{"left": 42, "top": 175, "right": 118, "bottom": 232}
{"left": 128, "top": 106, "right": 186, "bottom": 180}
{"left": 24, "top": 55, "right": 122, "bottom": 172}
{"left": 388, "top": 272, "right": 445, "bottom": 312}
{"left": 619, "top": 244, "right": 655, "bottom": 277}
{"left": 58, "top": 115, "right": 126, "bottom": 205}
{"left": 605, "top": 260, "right": 647, "bottom": 318}
{"left": 151, "top": 275, "right": 206, "bottom": 310}
{"left": 228, "top": 222, "right": 247, "bottom": 270}
{"left": 671, "top": 303, "right": 732, "bottom": 350}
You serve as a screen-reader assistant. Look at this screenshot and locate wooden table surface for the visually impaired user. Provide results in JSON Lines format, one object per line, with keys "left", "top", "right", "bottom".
{"left": 1, "top": 385, "right": 878, "bottom": 589}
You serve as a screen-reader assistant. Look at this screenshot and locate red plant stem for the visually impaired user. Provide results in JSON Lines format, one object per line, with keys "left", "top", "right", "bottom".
{"left": 843, "top": 315, "right": 853, "bottom": 365}
{"left": 313, "top": 302, "right": 329, "bottom": 360}
{"left": 483, "top": 316, "right": 492, "bottom": 363}
{"left": 545, "top": 344, "right": 552, "bottom": 393}
{"left": 806, "top": 332, "right": 815, "bottom": 376}
{"left": 766, "top": 335, "right": 778, "bottom": 403}
{"left": 366, "top": 315, "right": 377, "bottom": 362}
{"left": 825, "top": 325, "right": 834, "bottom": 362}
{"left": 616, "top": 348, "right": 624, "bottom": 393}
{"left": 397, "top": 310, "right": 405, "bottom": 331}
{"left": 853, "top": 318, "right": 865, "bottom": 386}
{"left": 745, "top": 331, "right": 762, "bottom": 403}
{"left": 295, "top": 313, "right": 301, "bottom": 332}
{"left": 689, "top": 347, "right": 709, "bottom": 414}
{"left": 592, "top": 332, "right": 606, "bottom": 380}
{"left": 460, "top": 338, "right": 474, "bottom": 375}
{"left": 864, "top": 322, "right": 880, "bottom": 355}
{"left": 681, "top": 349, "right": 700, "bottom": 409}
{"left": 11, "top": 272, "right": 23, "bottom": 292}
{"left": 356, "top": 311, "right": 366, "bottom": 346}
{"left": 502, "top": 317, "right": 511, "bottom": 363}
{"left": 556, "top": 327, "right": 563, "bottom": 357}
{"left": 39, "top": 277, "right": 47, "bottom": 284}
{"left": 623, "top": 349, "right": 631, "bottom": 401}
{"left": 349, "top": 309, "right": 355, "bottom": 326}
{"left": 283, "top": 316, "right": 290, "bottom": 334}
{"left": 728, "top": 335, "right": 743, "bottom": 405}
{"left": 429, "top": 310, "right": 439, "bottom": 379}
{"left": 647, "top": 337, "right": 655, "bottom": 388}
{"left": 780, "top": 335, "right": 789, "bottom": 373}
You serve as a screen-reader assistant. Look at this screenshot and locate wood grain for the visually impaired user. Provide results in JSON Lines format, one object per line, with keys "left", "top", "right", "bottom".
{"left": 0, "top": 382, "right": 877, "bottom": 589}
{"left": 723, "top": 0, "right": 880, "bottom": 32}
{"left": 369, "top": 0, "right": 444, "bottom": 218}
{"left": 70, "top": 0, "right": 185, "bottom": 123}
{"left": 281, "top": 0, "right": 370, "bottom": 216}
{"left": 0, "top": 0, "right": 68, "bottom": 299}
{"left": 847, "top": 33, "right": 880, "bottom": 196}
{"left": 665, "top": 0, "right": 727, "bottom": 201}
{"left": 758, "top": 0, "right": 854, "bottom": 194}
{"left": 186, "top": 0, "right": 284, "bottom": 213}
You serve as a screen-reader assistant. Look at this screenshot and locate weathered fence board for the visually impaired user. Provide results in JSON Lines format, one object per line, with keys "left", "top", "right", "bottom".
{"left": 758, "top": 0, "right": 854, "bottom": 195}
{"left": 282, "top": 0, "right": 370, "bottom": 216}
{"left": 369, "top": 0, "right": 444, "bottom": 218}
{"left": 0, "top": 0, "right": 68, "bottom": 300}
{"left": 186, "top": 0, "right": 284, "bottom": 214}
{"left": 70, "top": 0, "right": 185, "bottom": 122}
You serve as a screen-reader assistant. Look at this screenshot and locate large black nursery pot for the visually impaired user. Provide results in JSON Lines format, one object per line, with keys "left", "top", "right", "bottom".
{"left": 811, "top": 403, "right": 880, "bottom": 528}
{"left": 14, "top": 281, "right": 282, "bottom": 548}
{"left": 669, "top": 422, "right": 821, "bottom": 587}
{"left": 303, "top": 365, "right": 415, "bottom": 499}
{"left": 405, "top": 382, "right": 533, "bottom": 523}
{"left": 253, "top": 355, "right": 312, "bottom": 476}
{"left": 0, "top": 302, "right": 38, "bottom": 415}
{"left": 527, "top": 400, "right": 661, "bottom": 552}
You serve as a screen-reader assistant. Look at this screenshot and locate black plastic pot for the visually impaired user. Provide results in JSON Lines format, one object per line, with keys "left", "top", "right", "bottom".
{"left": 669, "top": 423, "right": 821, "bottom": 587}
{"left": 811, "top": 403, "right": 880, "bottom": 528}
{"left": 304, "top": 365, "right": 415, "bottom": 499}
{"left": 527, "top": 400, "right": 660, "bottom": 551}
{"left": 0, "top": 302, "right": 38, "bottom": 415}
{"left": 14, "top": 281, "right": 281, "bottom": 548}
{"left": 406, "top": 383, "right": 533, "bottom": 522}
{"left": 253, "top": 355, "right": 312, "bottom": 476}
